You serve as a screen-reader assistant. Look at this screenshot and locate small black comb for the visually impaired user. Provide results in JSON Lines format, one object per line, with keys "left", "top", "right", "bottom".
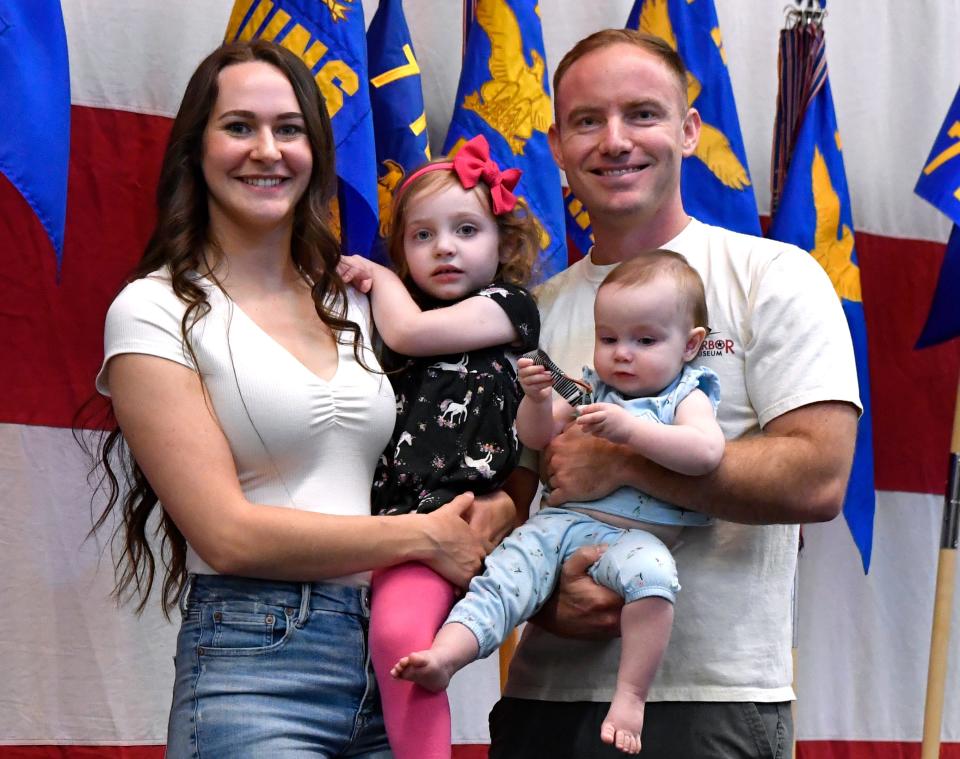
{"left": 521, "top": 349, "right": 592, "bottom": 406}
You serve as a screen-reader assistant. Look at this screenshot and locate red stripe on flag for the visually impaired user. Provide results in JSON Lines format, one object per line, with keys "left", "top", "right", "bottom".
{"left": 0, "top": 105, "right": 170, "bottom": 428}
{"left": 858, "top": 229, "right": 960, "bottom": 495}
{"left": 798, "top": 740, "right": 960, "bottom": 759}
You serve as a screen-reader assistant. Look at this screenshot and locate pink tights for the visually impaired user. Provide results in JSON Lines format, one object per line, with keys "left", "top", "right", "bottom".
{"left": 369, "top": 562, "right": 457, "bottom": 759}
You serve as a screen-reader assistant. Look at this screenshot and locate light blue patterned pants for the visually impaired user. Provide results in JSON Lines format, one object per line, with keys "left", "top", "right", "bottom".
{"left": 447, "top": 507, "right": 680, "bottom": 658}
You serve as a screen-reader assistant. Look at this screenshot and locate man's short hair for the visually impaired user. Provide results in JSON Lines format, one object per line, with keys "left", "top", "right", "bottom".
{"left": 552, "top": 29, "right": 688, "bottom": 120}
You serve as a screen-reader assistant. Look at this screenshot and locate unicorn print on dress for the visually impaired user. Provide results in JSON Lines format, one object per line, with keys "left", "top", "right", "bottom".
{"left": 394, "top": 431, "right": 414, "bottom": 458}
{"left": 429, "top": 354, "right": 470, "bottom": 375}
{"left": 439, "top": 390, "right": 472, "bottom": 426}
{"left": 463, "top": 450, "right": 496, "bottom": 479}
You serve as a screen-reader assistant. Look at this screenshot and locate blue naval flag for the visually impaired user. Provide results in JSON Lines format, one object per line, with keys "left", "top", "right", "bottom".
{"left": 443, "top": 0, "right": 566, "bottom": 281}
{"left": 914, "top": 84, "right": 960, "bottom": 348}
{"left": 0, "top": 0, "right": 71, "bottom": 270}
{"left": 367, "top": 0, "right": 431, "bottom": 262}
{"left": 225, "top": 0, "right": 378, "bottom": 257}
{"left": 628, "top": 0, "right": 760, "bottom": 236}
{"left": 767, "top": 20, "right": 876, "bottom": 572}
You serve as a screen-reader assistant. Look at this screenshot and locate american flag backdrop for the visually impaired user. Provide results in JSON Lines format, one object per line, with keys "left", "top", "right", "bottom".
{"left": 1, "top": 2, "right": 959, "bottom": 757}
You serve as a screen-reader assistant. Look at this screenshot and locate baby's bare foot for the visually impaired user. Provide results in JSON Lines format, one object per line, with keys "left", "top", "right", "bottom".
{"left": 390, "top": 650, "right": 453, "bottom": 692}
{"left": 599, "top": 687, "right": 645, "bottom": 755}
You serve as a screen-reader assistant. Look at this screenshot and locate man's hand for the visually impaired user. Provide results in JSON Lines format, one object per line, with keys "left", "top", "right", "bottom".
{"left": 530, "top": 545, "right": 622, "bottom": 639}
{"left": 543, "top": 423, "right": 634, "bottom": 506}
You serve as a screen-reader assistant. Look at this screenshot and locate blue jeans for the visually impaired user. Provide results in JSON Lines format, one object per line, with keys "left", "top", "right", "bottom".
{"left": 166, "top": 575, "right": 393, "bottom": 758}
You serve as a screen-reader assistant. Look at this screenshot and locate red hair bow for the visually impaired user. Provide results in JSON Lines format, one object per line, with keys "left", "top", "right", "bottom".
{"left": 451, "top": 135, "right": 521, "bottom": 215}
{"left": 397, "top": 135, "right": 522, "bottom": 215}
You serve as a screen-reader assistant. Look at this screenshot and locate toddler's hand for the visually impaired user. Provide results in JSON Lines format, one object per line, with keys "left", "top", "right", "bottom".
{"left": 338, "top": 254, "right": 376, "bottom": 293}
{"left": 576, "top": 403, "right": 635, "bottom": 445}
{"left": 517, "top": 357, "right": 553, "bottom": 402}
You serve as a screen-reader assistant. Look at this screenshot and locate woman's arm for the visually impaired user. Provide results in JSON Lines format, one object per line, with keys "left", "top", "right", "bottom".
{"left": 339, "top": 255, "right": 517, "bottom": 356}
{"left": 574, "top": 390, "right": 725, "bottom": 475}
{"left": 108, "top": 353, "right": 491, "bottom": 587}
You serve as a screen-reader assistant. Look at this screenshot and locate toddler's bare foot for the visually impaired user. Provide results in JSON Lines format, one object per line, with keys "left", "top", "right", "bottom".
{"left": 390, "top": 650, "right": 454, "bottom": 692}
{"left": 600, "top": 687, "right": 645, "bottom": 755}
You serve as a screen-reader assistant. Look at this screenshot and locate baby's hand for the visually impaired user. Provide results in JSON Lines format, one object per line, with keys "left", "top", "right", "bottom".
{"left": 338, "top": 254, "right": 377, "bottom": 293}
{"left": 518, "top": 358, "right": 553, "bottom": 402}
{"left": 575, "top": 403, "right": 635, "bottom": 445}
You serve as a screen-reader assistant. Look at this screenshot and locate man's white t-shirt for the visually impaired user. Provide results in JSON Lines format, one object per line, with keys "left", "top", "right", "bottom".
{"left": 506, "top": 218, "right": 861, "bottom": 703}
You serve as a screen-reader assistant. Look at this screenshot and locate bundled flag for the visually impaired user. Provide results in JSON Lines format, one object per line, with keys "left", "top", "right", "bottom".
{"left": 767, "top": 3, "right": 876, "bottom": 572}
{"left": 367, "top": 0, "right": 431, "bottom": 261}
{"left": 225, "top": 0, "right": 379, "bottom": 256}
{"left": 914, "top": 85, "right": 960, "bottom": 348}
{"left": 628, "top": 0, "right": 760, "bottom": 236}
{"left": 443, "top": 0, "right": 566, "bottom": 280}
{"left": 0, "top": 0, "right": 71, "bottom": 270}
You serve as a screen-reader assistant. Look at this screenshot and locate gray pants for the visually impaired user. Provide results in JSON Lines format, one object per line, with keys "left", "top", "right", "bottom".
{"left": 488, "top": 697, "right": 792, "bottom": 759}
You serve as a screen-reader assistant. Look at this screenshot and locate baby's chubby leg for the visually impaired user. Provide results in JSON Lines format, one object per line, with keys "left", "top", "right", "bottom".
{"left": 589, "top": 529, "right": 679, "bottom": 755}
{"left": 600, "top": 596, "right": 674, "bottom": 755}
{"left": 391, "top": 622, "right": 480, "bottom": 692}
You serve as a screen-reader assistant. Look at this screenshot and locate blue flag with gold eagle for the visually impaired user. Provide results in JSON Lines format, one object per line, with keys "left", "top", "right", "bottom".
{"left": 767, "top": 14, "right": 876, "bottom": 572}
{"left": 367, "top": 0, "right": 431, "bottom": 262}
{"left": 914, "top": 84, "right": 960, "bottom": 348}
{"left": 443, "top": 0, "right": 566, "bottom": 281}
{"left": 628, "top": 0, "right": 760, "bottom": 236}
{"left": 0, "top": 0, "right": 70, "bottom": 269}
{"left": 224, "top": 0, "right": 378, "bottom": 257}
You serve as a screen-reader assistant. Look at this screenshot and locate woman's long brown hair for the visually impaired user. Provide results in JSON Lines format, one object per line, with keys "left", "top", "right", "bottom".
{"left": 88, "top": 40, "right": 368, "bottom": 616}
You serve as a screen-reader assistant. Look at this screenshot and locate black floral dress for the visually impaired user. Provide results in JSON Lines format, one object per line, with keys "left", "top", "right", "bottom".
{"left": 372, "top": 282, "right": 540, "bottom": 515}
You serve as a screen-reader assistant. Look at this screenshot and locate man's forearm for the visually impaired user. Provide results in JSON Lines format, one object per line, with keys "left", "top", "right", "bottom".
{"left": 547, "top": 401, "right": 859, "bottom": 526}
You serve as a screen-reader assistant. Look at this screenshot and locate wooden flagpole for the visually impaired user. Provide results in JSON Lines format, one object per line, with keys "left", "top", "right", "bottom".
{"left": 921, "top": 375, "right": 960, "bottom": 759}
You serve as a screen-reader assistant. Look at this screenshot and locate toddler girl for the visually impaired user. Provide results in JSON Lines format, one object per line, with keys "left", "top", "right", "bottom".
{"left": 340, "top": 135, "right": 540, "bottom": 759}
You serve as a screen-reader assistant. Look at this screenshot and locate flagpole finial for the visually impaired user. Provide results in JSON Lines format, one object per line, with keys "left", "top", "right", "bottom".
{"left": 784, "top": 1, "right": 826, "bottom": 29}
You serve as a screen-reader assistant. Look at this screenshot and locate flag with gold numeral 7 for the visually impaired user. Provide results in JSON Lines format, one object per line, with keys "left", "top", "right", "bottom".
{"left": 367, "top": 0, "right": 432, "bottom": 262}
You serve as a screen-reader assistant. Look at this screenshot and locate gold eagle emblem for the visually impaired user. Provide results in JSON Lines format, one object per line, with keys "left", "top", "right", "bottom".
{"left": 322, "top": 0, "right": 355, "bottom": 22}
{"left": 377, "top": 159, "right": 405, "bottom": 238}
{"left": 638, "top": 0, "right": 751, "bottom": 190}
{"left": 811, "top": 147, "right": 862, "bottom": 302}
{"left": 461, "top": 0, "right": 553, "bottom": 155}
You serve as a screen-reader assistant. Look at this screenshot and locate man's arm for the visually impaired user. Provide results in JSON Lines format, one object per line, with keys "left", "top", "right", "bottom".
{"left": 545, "top": 400, "right": 858, "bottom": 524}
{"left": 530, "top": 399, "right": 858, "bottom": 639}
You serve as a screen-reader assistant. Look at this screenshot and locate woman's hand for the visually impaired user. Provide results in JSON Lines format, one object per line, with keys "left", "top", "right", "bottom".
{"left": 464, "top": 489, "right": 517, "bottom": 545}
{"left": 417, "top": 493, "right": 493, "bottom": 588}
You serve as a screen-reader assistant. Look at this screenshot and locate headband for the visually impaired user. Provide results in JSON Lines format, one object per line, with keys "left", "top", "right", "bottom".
{"left": 396, "top": 134, "right": 522, "bottom": 215}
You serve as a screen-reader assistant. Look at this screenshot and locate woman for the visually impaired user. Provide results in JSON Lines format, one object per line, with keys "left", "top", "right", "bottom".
{"left": 92, "top": 40, "right": 513, "bottom": 757}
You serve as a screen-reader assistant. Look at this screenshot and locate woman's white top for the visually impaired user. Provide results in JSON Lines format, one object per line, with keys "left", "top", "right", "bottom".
{"left": 96, "top": 270, "right": 396, "bottom": 580}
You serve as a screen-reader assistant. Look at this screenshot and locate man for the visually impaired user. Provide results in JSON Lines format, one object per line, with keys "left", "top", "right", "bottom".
{"left": 488, "top": 29, "right": 860, "bottom": 758}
